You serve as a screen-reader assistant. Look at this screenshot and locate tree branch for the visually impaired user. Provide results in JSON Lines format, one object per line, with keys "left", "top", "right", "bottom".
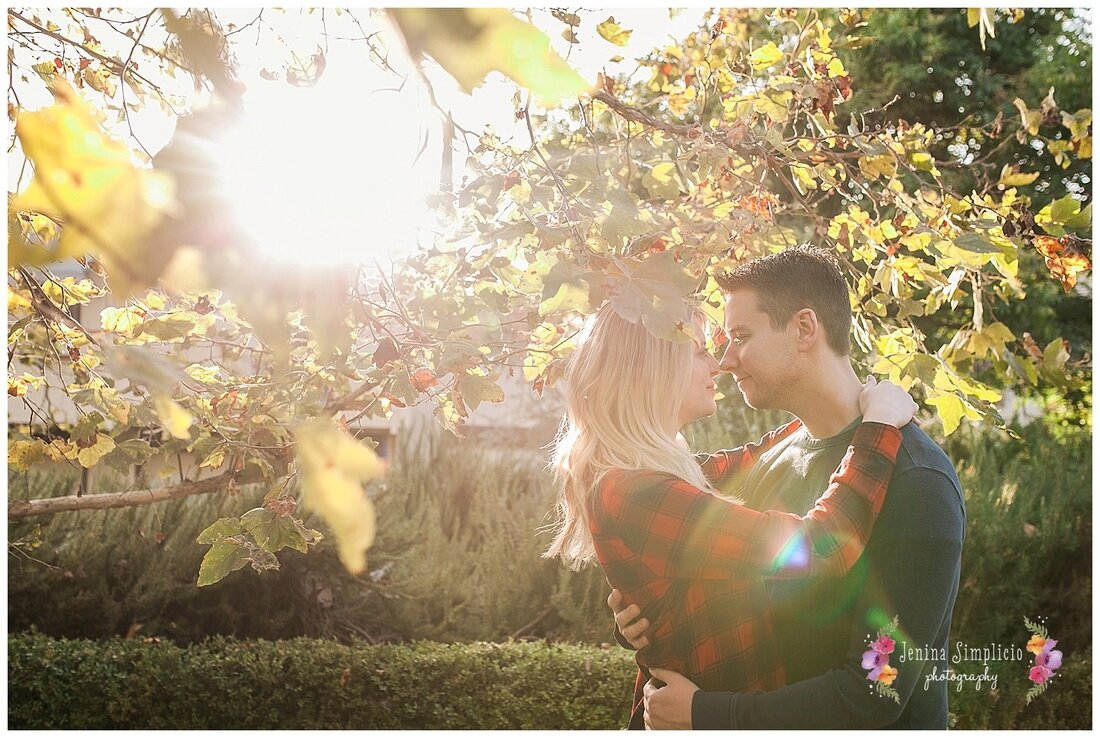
{"left": 8, "top": 470, "right": 235, "bottom": 519}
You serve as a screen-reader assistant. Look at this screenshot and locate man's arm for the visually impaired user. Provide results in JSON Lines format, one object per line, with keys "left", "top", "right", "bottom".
{"left": 689, "top": 467, "right": 965, "bottom": 729}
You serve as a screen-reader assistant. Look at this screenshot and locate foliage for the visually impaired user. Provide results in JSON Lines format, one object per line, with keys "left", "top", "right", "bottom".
{"left": 6, "top": 634, "right": 636, "bottom": 729}
{"left": 6, "top": 8, "right": 1091, "bottom": 579}
{"left": 8, "top": 429, "right": 614, "bottom": 645}
{"left": 8, "top": 632, "right": 1090, "bottom": 729}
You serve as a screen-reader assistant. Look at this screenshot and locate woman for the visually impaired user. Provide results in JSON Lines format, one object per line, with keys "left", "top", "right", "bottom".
{"left": 544, "top": 303, "right": 915, "bottom": 728}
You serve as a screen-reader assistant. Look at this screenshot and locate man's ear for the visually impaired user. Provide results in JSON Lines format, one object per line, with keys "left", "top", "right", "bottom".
{"left": 791, "top": 308, "right": 819, "bottom": 351}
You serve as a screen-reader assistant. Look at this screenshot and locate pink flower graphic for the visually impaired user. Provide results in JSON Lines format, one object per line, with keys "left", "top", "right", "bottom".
{"left": 1029, "top": 665, "right": 1053, "bottom": 684}
{"left": 862, "top": 649, "right": 887, "bottom": 680}
{"left": 873, "top": 635, "right": 896, "bottom": 655}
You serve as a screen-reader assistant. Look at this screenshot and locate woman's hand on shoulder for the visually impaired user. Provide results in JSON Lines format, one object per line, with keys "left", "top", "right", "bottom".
{"left": 859, "top": 376, "right": 918, "bottom": 428}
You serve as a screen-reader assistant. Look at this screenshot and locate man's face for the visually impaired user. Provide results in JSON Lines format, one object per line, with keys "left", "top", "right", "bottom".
{"left": 719, "top": 289, "right": 801, "bottom": 411}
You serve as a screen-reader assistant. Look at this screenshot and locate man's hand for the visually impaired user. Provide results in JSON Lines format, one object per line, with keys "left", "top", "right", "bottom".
{"left": 607, "top": 589, "right": 650, "bottom": 649}
{"left": 643, "top": 668, "right": 699, "bottom": 730}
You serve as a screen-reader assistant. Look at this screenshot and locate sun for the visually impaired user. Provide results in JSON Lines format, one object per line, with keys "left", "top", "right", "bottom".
{"left": 212, "top": 78, "right": 438, "bottom": 270}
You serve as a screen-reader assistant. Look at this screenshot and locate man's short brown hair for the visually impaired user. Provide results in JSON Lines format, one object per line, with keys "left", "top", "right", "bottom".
{"left": 715, "top": 245, "right": 852, "bottom": 356}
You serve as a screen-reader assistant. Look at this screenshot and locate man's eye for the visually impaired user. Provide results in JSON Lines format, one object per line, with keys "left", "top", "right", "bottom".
{"left": 732, "top": 335, "right": 745, "bottom": 345}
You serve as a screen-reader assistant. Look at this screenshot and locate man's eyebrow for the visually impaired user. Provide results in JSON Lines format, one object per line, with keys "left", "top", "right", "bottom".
{"left": 725, "top": 324, "right": 750, "bottom": 333}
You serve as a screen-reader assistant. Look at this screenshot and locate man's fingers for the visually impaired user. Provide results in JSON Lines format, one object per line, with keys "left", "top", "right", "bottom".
{"left": 613, "top": 603, "right": 641, "bottom": 629}
{"left": 607, "top": 589, "right": 621, "bottom": 612}
{"left": 648, "top": 667, "right": 681, "bottom": 684}
{"left": 621, "top": 616, "right": 650, "bottom": 641}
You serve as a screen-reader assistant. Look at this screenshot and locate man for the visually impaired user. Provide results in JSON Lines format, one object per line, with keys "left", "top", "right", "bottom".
{"left": 610, "top": 245, "right": 966, "bottom": 729}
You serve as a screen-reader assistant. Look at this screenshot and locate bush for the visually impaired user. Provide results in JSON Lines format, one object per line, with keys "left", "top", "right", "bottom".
{"left": 8, "top": 633, "right": 1089, "bottom": 729}
{"left": 7, "top": 633, "right": 635, "bottom": 729}
{"left": 7, "top": 426, "right": 615, "bottom": 645}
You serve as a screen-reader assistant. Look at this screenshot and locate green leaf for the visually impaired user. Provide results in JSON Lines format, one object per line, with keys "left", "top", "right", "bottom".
{"left": 596, "top": 16, "right": 632, "bottom": 46}
{"left": 607, "top": 252, "right": 698, "bottom": 341}
{"left": 458, "top": 373, "right": 505, "bottom": 411}
{"left": 241, "top": 507, "right": 308, "bottom": 553}
{"left": 953, "top": 233, "right": 1001, "bottom": 254}
{"left": 1048, "top": 194, "right": 1083, "bottom": 225}
{"left": 196, "top": 517, "right": 243, "bottom": 544}
{"left": 197, "top": 538, "right": 251, "bottom": 587}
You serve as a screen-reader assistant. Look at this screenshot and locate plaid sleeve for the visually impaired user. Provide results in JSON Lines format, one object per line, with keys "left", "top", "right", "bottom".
{"left": 595, "top": 422, "right": 902, "bottom": 581}
{"left": 694, "top": 420, "right": 802, "bottom": 487}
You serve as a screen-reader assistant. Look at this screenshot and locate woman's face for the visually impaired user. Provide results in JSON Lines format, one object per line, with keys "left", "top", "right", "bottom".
{"left": 677, "top": 336, "right": 720, "bottom": 428}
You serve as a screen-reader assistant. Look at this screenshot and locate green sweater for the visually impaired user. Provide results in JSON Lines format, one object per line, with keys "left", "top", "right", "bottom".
{"left": 693, "top": 418, "right": 966, "bottom": 729}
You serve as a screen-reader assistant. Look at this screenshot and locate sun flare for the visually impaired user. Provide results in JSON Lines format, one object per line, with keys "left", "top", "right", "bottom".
{"left": 213, "top": 81, "right": 436, "bottom": 270}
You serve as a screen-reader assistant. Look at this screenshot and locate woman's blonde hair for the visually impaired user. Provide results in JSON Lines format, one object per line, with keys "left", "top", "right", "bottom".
{"left": 544, "top": 303, "right": 716, "bottom": 570}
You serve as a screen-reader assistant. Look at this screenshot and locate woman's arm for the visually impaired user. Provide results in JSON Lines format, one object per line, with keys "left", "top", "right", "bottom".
{"left": 693, "top": 420, "right": 802, "bottom": 487}
{"left": 596, "top": 422, "right": 903, "bottom": 581}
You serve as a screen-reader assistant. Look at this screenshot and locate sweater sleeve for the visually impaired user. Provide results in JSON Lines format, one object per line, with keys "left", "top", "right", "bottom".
{"left": 598, "top": 423, "right": 902, "bottom": 581}
{"left": 694, "top": 420, "right": 801, "bottom": 488}
{"left": 691, "top": 466, "right": 965, "bottom": 729}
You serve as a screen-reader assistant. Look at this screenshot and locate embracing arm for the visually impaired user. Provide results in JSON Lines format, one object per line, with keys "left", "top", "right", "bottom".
{"left": 690, "top": 467, "right": 966, "bottom": 729}
{"left": 693, "top": 420, "right": 801, "bottom": 487}
{"left": 601, "top": 422, "right": 903, "bottom": 581}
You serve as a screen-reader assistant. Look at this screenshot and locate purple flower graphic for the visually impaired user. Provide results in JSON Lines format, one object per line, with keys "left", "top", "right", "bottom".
{"left": 1034, "top": 639, "right": 1063, "bottom": 671}
{"left": 862, "top": 649, "right": 887, "bottom": 680}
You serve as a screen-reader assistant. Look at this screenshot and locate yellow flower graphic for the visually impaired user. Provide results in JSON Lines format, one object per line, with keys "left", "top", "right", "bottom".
{"left": 877, "top": 665, "right": 898, "bottom": 686}
{"left": 1026, "top": 634, "right": 1047, "bottom": 655}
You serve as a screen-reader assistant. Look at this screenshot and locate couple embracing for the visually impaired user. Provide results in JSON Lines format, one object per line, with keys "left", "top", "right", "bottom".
{"left": 545, "top": 246, "right": 965, "bottom": 729}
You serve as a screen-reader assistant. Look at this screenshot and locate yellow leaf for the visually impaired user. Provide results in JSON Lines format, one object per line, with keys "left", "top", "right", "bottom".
{"left": 666, "top": 86, "right": 696, "bottom": 118}
{"left": 10, "top": 80, "right": 176, "bottom": 287}
{"left": 596, "top": 16, "right": 632, "bottom": 46}
{"left": 388, "top": 9, "right": 589, "bottom": 104}
{"left": 1013, "top": 98, "right": 1042, "bottom": 136}
{"left": 749, "top": 42, "right": 784, "bottom": 72}
{"left": 75, "top": 433, "right": 116, "bottom": 468}
{"left": 926, "top": 390, "right": 978, "bottom": 435}
{"left": 827, "top": 57, "right": 847, "bottom": 78}
{"left": 9, "top": 440, "right": 48, "bottom": 471}
{"left": 153, "top": 395, "right": 193, "bottom": 440}
{"left": 185, "top": 364, "right": 223, "bottom": 385}
{"left": 199, "top": 446, "right": 227, "bottom": 470}
{"left": 293, "top": 420, "right": 384, "bottom": 574}
{"left": 859, "top": 154, "right": 897, "bottom": 180}
{"left": 100, "top": 306, "right": 146, "bottom": 335}
{"left": 998, "top": 165, "right": 1041, "bottom": 187}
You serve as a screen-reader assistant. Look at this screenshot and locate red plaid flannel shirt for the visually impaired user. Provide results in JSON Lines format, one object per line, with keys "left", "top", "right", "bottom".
{"left": 587, "top": 420, "right": 902, "bottom": 723}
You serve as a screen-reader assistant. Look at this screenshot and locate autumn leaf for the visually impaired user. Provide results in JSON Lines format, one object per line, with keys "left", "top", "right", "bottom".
{"left": 596, "top": 17, "right": 632, "bottom": 46}
{"left": 606, "top": 252, "right": 698, "bottom": 342}
{"left": 409, "top": 367, "right": 440, "bottom": 393}
{"left": 10, "top": 79, "right": 176, "bottom": 291}
{"left": 293, "top": 419, "right": 384, "bottom": 574}
{"left": 749, "top": 42, "right": 784, "bottom": 72}
{"left": 1033, "top": 235, "right": 1091, "bottom": 292}
{"left": 153, "top": 394, "right": 193, "bottom": 440}
{"left": 388, "top": 8, "right": 589, "bottom": 104}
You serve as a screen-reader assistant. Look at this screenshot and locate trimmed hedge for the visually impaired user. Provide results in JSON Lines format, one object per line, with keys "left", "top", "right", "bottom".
{"left": 7, "top": 633, "right": 636, "bottom": 729}
{"left": 8, "top": 634, "right": 1091, "bottom": 729}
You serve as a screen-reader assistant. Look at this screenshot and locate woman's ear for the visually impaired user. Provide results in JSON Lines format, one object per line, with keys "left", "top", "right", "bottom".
{"left": 793, "top": 308, "right": 819, "bottom": 351}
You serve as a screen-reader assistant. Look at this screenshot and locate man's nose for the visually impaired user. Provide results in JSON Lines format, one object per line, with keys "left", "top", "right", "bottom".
{"left": 718, "top": 343, "right": 738, "bottom": 373}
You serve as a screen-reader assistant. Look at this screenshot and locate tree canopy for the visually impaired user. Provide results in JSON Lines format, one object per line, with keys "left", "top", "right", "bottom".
{"left": 7, "top": 8, "right": 1091, "bottom": 584}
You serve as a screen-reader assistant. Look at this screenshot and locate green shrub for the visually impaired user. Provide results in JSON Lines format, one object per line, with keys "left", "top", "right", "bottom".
{"left": 7, "top": 633, "right": 635, "bottom": 729}
{"left": 7, "top": 427, "right": 616, "bottom": 645}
